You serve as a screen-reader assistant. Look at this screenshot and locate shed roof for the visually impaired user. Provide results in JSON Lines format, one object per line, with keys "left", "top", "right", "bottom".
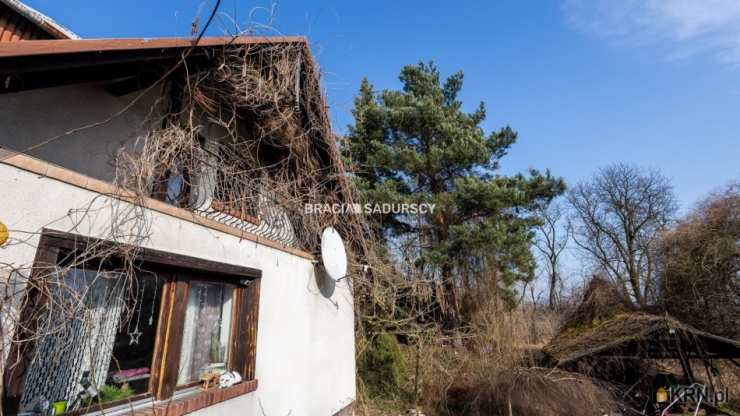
{"left": 543, "top": 312, "right": 740, "bottom": 364}
{"left": 544, "top": 278, "right": 740, "bottom": 365}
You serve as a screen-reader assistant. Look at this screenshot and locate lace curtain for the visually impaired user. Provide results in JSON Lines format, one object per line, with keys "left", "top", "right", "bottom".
{"left": 177, "top": 281, "right": 232, "bottom": 384}
{"left": 21, "top": 268, "right": 126, "bottom": 406}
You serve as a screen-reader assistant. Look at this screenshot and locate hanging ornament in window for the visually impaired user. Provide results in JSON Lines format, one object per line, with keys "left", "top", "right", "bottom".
{"left": 128, "top": 283, "right": 144, "bottom": 345}
{"left": 148, "top": 276, "right": 158, "bottom": 327}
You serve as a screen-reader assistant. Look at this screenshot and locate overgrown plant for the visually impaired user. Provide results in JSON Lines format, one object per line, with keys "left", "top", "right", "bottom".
{"left": 659, "top": 181, "right": 740, "bottom": 339}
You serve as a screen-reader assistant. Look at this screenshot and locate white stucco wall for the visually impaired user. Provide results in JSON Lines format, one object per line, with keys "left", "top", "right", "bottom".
{"left": 0, "top": 83, "right": 157, "bottom": 182}
{"left": 0, "top": 163, "right": 356, "bottom": 415}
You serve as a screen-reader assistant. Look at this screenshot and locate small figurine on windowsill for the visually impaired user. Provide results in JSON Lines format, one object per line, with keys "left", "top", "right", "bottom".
{"left": 200, "top": 372, "right": 222, "bottom": 390}
{"left": 218, "top": 371, "right": 242, "bottom": 389}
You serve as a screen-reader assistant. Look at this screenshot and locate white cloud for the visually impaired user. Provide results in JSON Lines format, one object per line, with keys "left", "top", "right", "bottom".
{"left": 562, "top": 0, "right": 740, "bottom": 65}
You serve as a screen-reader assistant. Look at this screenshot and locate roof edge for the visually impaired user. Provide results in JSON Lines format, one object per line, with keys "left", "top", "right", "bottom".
{"left": 0, "top": 35, "right": 308, "bottom": 58}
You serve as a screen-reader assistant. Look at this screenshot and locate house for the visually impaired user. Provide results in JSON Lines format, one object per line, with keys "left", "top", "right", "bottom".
{"left": 0, "top": 2, "right": 357, "bottom": 415}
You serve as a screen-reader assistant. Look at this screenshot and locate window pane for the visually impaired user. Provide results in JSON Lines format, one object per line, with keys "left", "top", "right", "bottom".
{"left": 106, "top": 273, "right": 164, "bottom": 396}
{"left": 164, "top": 161, "right": 190, "bottom": 207}
{"left": 165, "top": 173, "right": 185, "bottom": 204}
{"left": 21, "top": 268, "right": 126, "bottom": 408}
{"left": 177, "top": 281, "right": 233, "bottom": 385}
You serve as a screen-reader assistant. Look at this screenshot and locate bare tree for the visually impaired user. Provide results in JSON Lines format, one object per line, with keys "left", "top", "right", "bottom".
{"left": 567, "top": 163, "right": 677, "bottom": 306}
{"left": 534, "top": 201, "right": 569, "bottom": 309}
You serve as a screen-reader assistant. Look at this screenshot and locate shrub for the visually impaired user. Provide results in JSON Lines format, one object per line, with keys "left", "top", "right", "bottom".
{"left": 359, "top": 332, "right": 407, "bottom": 398}
{"left": 435, "top": 368, "right": 618, "bottom": 416}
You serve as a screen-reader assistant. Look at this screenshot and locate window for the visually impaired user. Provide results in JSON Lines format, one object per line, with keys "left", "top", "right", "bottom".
{"left": 152, "top": 160, "right": 192, "bottom": 208}
{"left": 3, "top": 231, "right": 261, "bottom": 415}
{"left": 177, "top": 281, "right": 234, "bottom": 385}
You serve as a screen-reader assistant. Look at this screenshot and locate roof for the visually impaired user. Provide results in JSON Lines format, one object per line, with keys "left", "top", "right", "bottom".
{"left": 0, "top": 0, "right": 78, "bottom": 41}
{"left": 0, "top": 36, "right": 310, "bottom": 94}
{"left": 0, "top": 32, "right": 363, "bottom": 255}
{"left": 0, "top": 35, "right": 306, "bottom": 58}
{"left": 543, "top": 278, "right": 740, "bottom": 365}
{"left": 543, "top": 312, "right": 740, "bottom": 364}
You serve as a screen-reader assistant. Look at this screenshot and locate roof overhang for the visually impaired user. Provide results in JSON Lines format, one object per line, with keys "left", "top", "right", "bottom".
{"left": 0, "top": 36, "right": 309, "bottom": 94}
{"left": 0, "top": 35, "right": 306, "bottom": 58}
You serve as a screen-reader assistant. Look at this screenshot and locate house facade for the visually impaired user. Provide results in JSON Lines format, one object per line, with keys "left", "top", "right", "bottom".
{"left": 0, "top": 3, "right": 356, "bottom": 415}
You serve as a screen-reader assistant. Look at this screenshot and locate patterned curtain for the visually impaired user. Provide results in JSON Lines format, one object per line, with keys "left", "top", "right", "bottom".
{"left": 21, "top": 268, "right": 126, "bottom": 406}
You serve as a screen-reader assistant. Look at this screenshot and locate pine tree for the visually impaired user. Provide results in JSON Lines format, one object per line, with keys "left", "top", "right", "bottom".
{"left": 345, "top": 62, "right": 564, "bottom": 324}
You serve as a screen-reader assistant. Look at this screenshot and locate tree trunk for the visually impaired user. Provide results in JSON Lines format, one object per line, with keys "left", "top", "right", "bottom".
{"left": 442, "top": 265, "right": 459, "bottom": 327}
{"left": 548, "top": 269, "right": 557, "bottom": 309}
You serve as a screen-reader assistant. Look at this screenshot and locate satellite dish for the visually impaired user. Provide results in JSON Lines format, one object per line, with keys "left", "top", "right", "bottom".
{"left": 320, "top": 227, "right": 347, "bottom": 281}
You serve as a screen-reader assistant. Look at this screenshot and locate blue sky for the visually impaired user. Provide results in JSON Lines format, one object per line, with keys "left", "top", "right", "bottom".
{"left": 26, "top": 0, "right": 740, "bottom": 211}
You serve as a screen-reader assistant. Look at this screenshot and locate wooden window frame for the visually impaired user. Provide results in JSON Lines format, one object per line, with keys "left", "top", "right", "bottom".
{"left": 2, "top": 229, "right": 261, "bottom": 415}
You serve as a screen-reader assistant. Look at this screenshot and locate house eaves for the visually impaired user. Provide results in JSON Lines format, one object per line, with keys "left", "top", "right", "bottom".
{"left": 0, "top": 35, "right": 307, "bottom": 58}
{"left": 0, "top": 36, "right": 309, "bottom": 93}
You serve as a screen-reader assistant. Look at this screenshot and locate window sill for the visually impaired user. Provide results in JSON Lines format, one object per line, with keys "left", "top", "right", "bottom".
{"left": 130, "top": 380, "right": 258, "bottom": 416}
